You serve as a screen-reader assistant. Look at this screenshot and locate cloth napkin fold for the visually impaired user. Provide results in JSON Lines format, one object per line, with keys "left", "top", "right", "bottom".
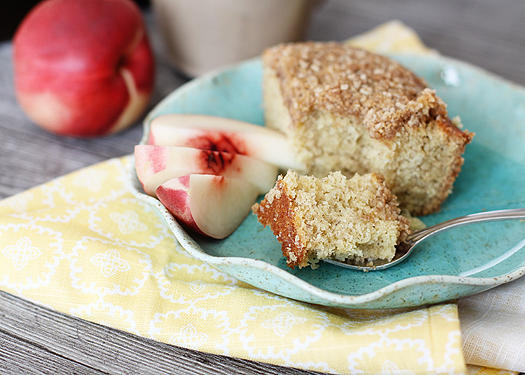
{"left": 0, "top": 20, "right": 523, "bottom": 375}
{"left": 459, "top": 277, "right": 525, "bottom": 371}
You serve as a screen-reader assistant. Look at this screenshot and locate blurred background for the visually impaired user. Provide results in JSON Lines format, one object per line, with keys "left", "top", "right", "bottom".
{"left": 0, "top": 0, "right": 150, "bottom": 41}
{"left": 2, "top": 0, "right": 524, "bottom": 83}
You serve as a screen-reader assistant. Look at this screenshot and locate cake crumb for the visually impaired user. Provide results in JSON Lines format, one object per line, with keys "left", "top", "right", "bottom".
{"left": 252, "top": 170, "right": 411, "bottom": 269}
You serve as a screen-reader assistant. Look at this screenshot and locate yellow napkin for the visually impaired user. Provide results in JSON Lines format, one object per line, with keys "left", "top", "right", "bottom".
{"left": 0, "top": 156, "right": 465, "bottom": 374}
{"left": 0, "top": 21, "right": 520, "bottom": 375}
{"left": 345, "top": 20, "right": 438, "bottom": 56}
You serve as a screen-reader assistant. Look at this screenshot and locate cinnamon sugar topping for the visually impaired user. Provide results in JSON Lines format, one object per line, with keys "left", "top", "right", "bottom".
{"left": 263, "top": 42, "right": 460, "bottom": 140}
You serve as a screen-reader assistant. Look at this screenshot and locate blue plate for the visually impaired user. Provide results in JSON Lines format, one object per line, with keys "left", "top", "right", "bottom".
{"left": 130, "top": 54, "right": 525, "bottom": 309}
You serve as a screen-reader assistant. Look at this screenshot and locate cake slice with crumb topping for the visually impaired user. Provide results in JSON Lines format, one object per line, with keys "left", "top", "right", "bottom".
{"left": 263, "top": 41, "right": 473, "bottom": 216}
{"left": 252, "top": 170, "right": 412, "bottom": 269}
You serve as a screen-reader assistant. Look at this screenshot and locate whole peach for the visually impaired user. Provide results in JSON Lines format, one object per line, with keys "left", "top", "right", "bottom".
{"left": 13, "top": 0, "right": 155, "bottom": 137}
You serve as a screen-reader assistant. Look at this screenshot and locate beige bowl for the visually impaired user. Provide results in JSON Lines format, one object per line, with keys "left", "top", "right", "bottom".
{"left": 151, "top": 0, "right": 322, "bottom": 77}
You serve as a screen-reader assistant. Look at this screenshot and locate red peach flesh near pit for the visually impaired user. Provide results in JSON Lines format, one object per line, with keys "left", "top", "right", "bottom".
{"left": 199, "top": 149, "right": 237, "bottom": 174}
{"left": 146, "top": 114, "right": 306, "bottom": 172}
{"left": 134, "top": 145, "right": 278, "bottom": 197}
{"left": 150, "top": 130, "right": 248, "bottom": 155}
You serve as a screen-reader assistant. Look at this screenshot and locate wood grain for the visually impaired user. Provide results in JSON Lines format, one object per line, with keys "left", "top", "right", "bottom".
{"left": 1, "top": 0, "right": 525, "bottom": 373}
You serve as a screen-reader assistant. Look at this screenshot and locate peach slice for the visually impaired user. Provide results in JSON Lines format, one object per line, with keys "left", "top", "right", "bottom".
{"left": 156, "top": 174, "right": 260, "bottom": 239}
{"left": 134, "top": 145, "right": 278, "bottom": 196}
{"left": 147, "top": 114, "right": 305, "bottom": 171}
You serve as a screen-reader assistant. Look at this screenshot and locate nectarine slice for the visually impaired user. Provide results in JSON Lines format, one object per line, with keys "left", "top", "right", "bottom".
{"left": 156, "top": 174, "right": 260, "bottom": 239}
{"left": 147, "top": 114, "right": 304, "bottom": 171}
{"left": 135, "top": 145, "right": 278, "bottom": 196}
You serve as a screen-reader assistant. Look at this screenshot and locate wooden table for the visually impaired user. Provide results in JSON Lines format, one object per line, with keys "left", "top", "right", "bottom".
{"left": 1, "top": 1, "right": 524, "bottom": 373}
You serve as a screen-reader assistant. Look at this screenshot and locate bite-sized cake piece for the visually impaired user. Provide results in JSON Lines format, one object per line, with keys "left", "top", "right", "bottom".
{"left": 252, "top": 170, "right": 412, "bottom": 269}
{"left": 262, "top": 41, "right": 474, "bottom": 216}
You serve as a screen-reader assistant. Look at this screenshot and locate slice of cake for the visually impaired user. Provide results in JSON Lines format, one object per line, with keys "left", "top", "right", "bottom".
{"left": 262, "top": 41, "right": 474, "bottom": 216}
{"left": 252, "top": 170, "right": 412, "bottom": 269}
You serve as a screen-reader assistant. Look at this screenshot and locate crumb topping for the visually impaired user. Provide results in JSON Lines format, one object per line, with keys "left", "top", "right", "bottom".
{"left": 263, "top": 42, "right": 468, "bottom": 141}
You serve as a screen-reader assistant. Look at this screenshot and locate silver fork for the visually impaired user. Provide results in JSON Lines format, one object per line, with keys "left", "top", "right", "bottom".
{"left": 323, "top": 208, "right": 525, "bottom": 272}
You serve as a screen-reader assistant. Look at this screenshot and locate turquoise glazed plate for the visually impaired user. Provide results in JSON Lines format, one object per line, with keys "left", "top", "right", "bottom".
{"left": 130, "top": 54, "right": 525, "bottom": 309}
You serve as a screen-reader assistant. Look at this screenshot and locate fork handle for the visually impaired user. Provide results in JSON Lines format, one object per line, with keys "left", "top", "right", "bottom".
{"left": 408, "top": 208, "right": 525, "bottom": 245}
